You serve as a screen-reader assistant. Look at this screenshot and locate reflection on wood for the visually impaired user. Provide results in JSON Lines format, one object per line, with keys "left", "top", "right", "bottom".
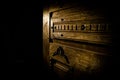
{"left": 47, "top": 1, "right": 113, "bottom": 79}
{"left": 49, "top": 42, "right": 111, "bottom": 74}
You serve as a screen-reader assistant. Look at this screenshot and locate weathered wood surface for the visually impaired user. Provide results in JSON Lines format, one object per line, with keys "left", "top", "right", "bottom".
{"left": 49, "top": 42, "right": 112, "bottom": 74}
{"left": 47, "top": 1, "right": 113, "bottom": 79}
{"left": 50, "top": 5, "right": 112, "bottom": 45}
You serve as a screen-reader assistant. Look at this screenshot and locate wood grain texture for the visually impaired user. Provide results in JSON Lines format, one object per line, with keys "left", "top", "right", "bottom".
{"left": 43, "top": 0, "right": 113, "bottom": 79}
{"left": 49, "top": 43, "right": 111, "bottom": 74}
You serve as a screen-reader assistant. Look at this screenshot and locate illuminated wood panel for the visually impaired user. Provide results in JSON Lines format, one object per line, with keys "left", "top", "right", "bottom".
{"left": 48, "top": 2, "right": 113, "bottom": 79}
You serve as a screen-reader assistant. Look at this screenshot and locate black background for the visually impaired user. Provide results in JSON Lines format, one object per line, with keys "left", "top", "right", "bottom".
{"left": 6, "top": 1, "right": 43, "bottom": 64}
{"left": 4, "top": 0, "right": 61, "bottom": 79}
{"left": 3, "top": 0, "right": 45, "bottom": 79}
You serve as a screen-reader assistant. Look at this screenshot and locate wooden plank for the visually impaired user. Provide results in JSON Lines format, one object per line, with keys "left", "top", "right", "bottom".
{"left": 52, "top": 32, "right": 112, "bottom": 45}
{"left": 49, "top": 43, "right": 112, "bottom": 73}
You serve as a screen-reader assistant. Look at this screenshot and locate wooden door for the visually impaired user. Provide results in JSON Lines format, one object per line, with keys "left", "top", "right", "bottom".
{"left": 47, "top": 2, "right": 112, "bottom": 80}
